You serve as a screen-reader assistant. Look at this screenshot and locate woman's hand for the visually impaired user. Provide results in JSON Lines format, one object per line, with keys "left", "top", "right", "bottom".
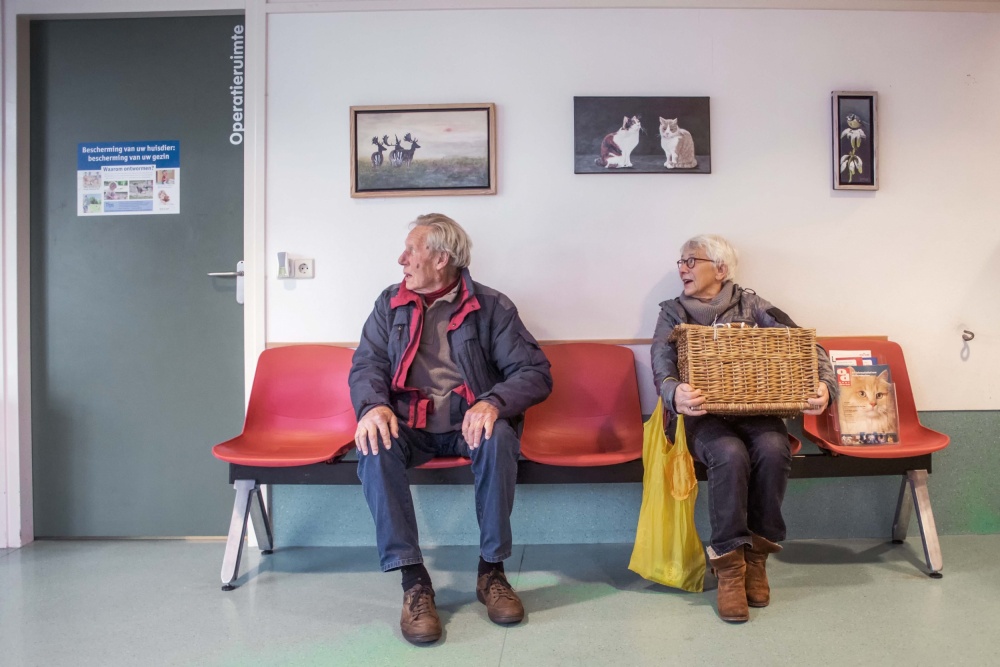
{"left": 803, "top": 382, "right": 830, "bottom": 415}
{"left": 674, "top": 383, "right": 707, "bottom": 416}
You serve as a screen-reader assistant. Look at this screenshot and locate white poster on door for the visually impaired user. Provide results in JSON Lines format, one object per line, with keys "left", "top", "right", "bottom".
{"left": 77, "top": 140, "right": 180, "bottom": 216}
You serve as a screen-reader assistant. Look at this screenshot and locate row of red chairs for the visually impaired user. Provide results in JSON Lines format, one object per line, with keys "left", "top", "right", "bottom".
{"left": 213, "top": 343, "right": 649, "bottom": 470}
{"left": 215, "top": 338, "right": 948, "bottom": 471}
{"left": 210, "top": 343, "right": 649, "bottom": 589}
{"left": 211, "top": 339, "right": 949, "bottom": 588}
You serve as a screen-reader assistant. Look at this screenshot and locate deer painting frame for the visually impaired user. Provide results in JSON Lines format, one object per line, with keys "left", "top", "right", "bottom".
{"left": 832, "top": 91, "right": 878, "bottom": 190}
{"left": 350, "top": 103, "right": 497, "bottom": 198}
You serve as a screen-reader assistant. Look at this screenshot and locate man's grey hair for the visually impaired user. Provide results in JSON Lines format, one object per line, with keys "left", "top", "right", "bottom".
{"left": 682, "top": 234, "right": 739, "bottom": 282}
{"left": 411, "top": 213, "right": 472, "bottom": 269}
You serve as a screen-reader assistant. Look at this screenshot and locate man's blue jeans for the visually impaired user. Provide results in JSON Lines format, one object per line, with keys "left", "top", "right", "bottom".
{"left": 672, "top": 414, "right": 792, "bottom": 557}
{"left": 356, "top": 419, "right": 520, "bottom": 572}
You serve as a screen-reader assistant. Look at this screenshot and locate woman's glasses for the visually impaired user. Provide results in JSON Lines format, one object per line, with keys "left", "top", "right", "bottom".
{"left": 676, "top": 257, "right": 714, "bottom": 269}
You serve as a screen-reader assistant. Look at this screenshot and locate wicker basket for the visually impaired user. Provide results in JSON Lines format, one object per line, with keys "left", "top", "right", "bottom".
{"left": 668, "top": 323, "right": 819, "bottom": 417}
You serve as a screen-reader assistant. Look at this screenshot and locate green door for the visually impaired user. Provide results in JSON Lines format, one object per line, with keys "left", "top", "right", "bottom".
{"left": 30, "top": 16, "right": 246, "bottom": 536}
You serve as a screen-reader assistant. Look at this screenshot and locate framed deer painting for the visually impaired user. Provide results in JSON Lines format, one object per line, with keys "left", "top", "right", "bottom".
{"left": 350, "top": 103, "right": 497, "bottom": 198}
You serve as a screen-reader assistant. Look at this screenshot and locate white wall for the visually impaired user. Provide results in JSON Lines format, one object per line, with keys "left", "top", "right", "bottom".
{"left": 265, "top": 7, "right": 1000, "bottom": 410}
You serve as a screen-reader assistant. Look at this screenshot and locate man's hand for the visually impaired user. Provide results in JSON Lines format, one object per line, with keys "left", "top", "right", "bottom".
{"left": 803, "top": 382, "right": 830, "bottom": 416}
{"left": 462, "top": 401, "right": 500, "bottom": 450}
{"left": 674, "top": 383, "right": 707, "bottom": 416}
{"left": 355, "top": 405, "right": 398, "bottom": 455}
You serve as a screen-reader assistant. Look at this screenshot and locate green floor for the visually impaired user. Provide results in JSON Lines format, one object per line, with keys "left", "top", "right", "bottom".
{"left": 1, "top": 536, "right": 996, "bottom": 666}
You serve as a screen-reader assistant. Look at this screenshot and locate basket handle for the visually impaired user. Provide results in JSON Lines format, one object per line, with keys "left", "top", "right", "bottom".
{"left": 710, "top": 320, "right": 756, "bottom": 340}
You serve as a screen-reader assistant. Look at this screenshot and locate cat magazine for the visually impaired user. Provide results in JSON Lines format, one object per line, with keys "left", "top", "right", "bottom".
{"left": 833, "top": 364, "right": 900, "bottom": 446}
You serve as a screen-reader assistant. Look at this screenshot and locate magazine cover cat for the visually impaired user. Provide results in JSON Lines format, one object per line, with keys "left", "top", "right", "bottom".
{"left": 834, "top": 365, "right": 899, "bottom": 445}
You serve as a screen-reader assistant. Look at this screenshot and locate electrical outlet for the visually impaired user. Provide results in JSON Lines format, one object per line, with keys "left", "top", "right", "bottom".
{"left": 294, "top": 258, "right": 315, "bottom": 279}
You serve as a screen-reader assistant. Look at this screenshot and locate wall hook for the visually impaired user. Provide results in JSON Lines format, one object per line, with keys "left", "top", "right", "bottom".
{"left": 962, "top": 330, "right": 975, "bottom": 342}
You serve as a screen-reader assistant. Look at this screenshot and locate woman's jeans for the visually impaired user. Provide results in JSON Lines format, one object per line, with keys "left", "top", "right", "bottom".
{"left": 672, "top": 414, "right": 792, "bottom": 557}
{"left": 357, "top": 419, "right": 520, "bottom": 572}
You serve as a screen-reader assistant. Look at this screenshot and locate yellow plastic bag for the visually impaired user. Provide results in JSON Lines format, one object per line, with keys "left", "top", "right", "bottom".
{"left": 628, "top": 402, "right": 706, "bottom": 592}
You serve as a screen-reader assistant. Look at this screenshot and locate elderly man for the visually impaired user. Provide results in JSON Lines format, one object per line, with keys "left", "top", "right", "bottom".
{"left": 349, "top": 213, "right": 552, "bottom": 644}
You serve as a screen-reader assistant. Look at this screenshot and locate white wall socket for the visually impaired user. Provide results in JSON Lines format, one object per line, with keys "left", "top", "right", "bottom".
{"left": 294, "top": 258, "right": 315, "bottom": 279}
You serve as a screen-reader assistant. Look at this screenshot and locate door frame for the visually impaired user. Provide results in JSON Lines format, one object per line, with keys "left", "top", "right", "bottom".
{"left": 1, "top": 0, "right": 266, "bottom": 548}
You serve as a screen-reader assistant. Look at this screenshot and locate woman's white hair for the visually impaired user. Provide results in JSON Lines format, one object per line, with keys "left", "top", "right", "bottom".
{"left": 682, "top": 234, "right": 739, "bottom": 282}
{"left": 411, "top": 213, "right": 472, "bottom": 269}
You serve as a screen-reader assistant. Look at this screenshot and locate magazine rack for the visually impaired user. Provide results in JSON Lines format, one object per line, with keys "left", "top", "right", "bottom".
{"left": 803, "top": 336, "right": 950, "bottom": 576}
{"left": 804, "top": 338, "right": 949, "bottom": 459}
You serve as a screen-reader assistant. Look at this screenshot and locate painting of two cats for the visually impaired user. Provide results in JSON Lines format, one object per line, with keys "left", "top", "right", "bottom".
{"left": 574, "top": 96, "right": 711, "bottom": 174}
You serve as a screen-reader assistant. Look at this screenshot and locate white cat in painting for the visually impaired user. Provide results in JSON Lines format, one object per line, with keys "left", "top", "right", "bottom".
{"left": 595, "top": 115, "right": 642, "bottom": 168}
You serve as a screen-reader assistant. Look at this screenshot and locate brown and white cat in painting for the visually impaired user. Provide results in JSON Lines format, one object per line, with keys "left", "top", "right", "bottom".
{"left": 659, "top": 117, "right": 698, "bottom": 169}
{"left": 596, "top": 115, "right": 642, "bottom": 168}
{"left": 840, "top": 369, "right": 895, "bottom": 436}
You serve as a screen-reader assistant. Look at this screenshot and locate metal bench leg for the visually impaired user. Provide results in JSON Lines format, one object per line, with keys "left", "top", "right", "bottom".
{"left": 907, "top": 469, "right": 943, "bottom": 577}
{"left": 892, "top": 474, "right": 912, "bottom": 543}
{"left": 249, "top": 485, "right": 273, "bottom": 554}
{"left": 221, "top": 479, "right": 256, "bottom": 591}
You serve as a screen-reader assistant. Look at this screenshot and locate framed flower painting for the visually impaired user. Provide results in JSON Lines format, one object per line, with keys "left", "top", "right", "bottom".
{"left": 832, "top": 91, "right": 878, "bottom": 190}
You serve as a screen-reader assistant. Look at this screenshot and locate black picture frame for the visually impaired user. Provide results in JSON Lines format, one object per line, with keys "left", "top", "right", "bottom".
{"left": 573, "top": 96, "right": 711, "bottom": 174}
{"left": 832, "top": 91, "right": 878, "bottom": 190}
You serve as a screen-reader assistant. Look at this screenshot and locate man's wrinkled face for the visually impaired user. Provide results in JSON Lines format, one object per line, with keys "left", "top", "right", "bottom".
{"left": 399, "top": 227, "right": 449, "bottom": 294}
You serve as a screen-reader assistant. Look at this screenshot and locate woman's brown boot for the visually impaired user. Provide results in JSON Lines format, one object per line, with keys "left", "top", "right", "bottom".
{"left": 744, "top": 534, "right": 782, "bottom": 608}
{"left": 709, "top": 548, "right": 749, "bottom": 623}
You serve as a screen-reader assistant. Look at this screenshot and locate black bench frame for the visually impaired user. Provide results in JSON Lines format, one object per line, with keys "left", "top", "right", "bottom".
{"left": 230, "top": 451, "right": 932, "bottom": 485}
{"left": 221, "top": 450, "right": 940, "bottom": 589}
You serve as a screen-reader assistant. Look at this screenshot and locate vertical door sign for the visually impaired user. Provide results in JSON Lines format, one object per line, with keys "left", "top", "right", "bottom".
{"left": 229, "top": 24, "right": 245, "bottom": 145}
{"left": 77, "top": 140, "right": 181, "bottom": 216}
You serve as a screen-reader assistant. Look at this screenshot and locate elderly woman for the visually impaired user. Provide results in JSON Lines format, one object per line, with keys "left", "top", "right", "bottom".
{"left": 651, "top": 234, "right": 838, "bottom": 623}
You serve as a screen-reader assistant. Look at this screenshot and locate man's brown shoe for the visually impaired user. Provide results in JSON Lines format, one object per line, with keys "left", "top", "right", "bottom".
{"left": 476, "top": 570, "right": 524, "bottom": 624}
{"left": 400, "top": 583, "right": 442, "bottom": 644}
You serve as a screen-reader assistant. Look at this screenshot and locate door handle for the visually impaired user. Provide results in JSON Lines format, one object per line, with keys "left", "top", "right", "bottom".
{"left": 208, "top": 260, "right": 245, "bottom": 305}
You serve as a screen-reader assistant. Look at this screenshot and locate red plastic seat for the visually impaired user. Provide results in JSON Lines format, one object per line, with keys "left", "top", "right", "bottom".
{"left": 803, "top": 337, "right": 950, "bottom": 459}
{"left": 788, "top": 433, "right": 802, "bottom": 456}
{"left": 417, "top": 456, "right": 471, "bottom": 469}
{"left": 213, "top": 345, "right": 358, "bottom": 466}
{"left": 521, "top": 343, "right": 644, "bottom": 466}
{"left": 802, "top": 336, "right": 948, "bottom": 576}
{"left": 213, "top": 345, "right": 357, "bottom": 590}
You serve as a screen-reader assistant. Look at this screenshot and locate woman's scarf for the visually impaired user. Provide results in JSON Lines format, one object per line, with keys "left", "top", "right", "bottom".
{"left": 678, "top": 280, "right": 739, "bottom": 326}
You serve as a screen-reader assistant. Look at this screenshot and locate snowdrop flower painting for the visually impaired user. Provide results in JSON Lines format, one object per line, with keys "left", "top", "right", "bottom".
{"left": 832, "top": 92, "right": 878, "bottom": 191}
